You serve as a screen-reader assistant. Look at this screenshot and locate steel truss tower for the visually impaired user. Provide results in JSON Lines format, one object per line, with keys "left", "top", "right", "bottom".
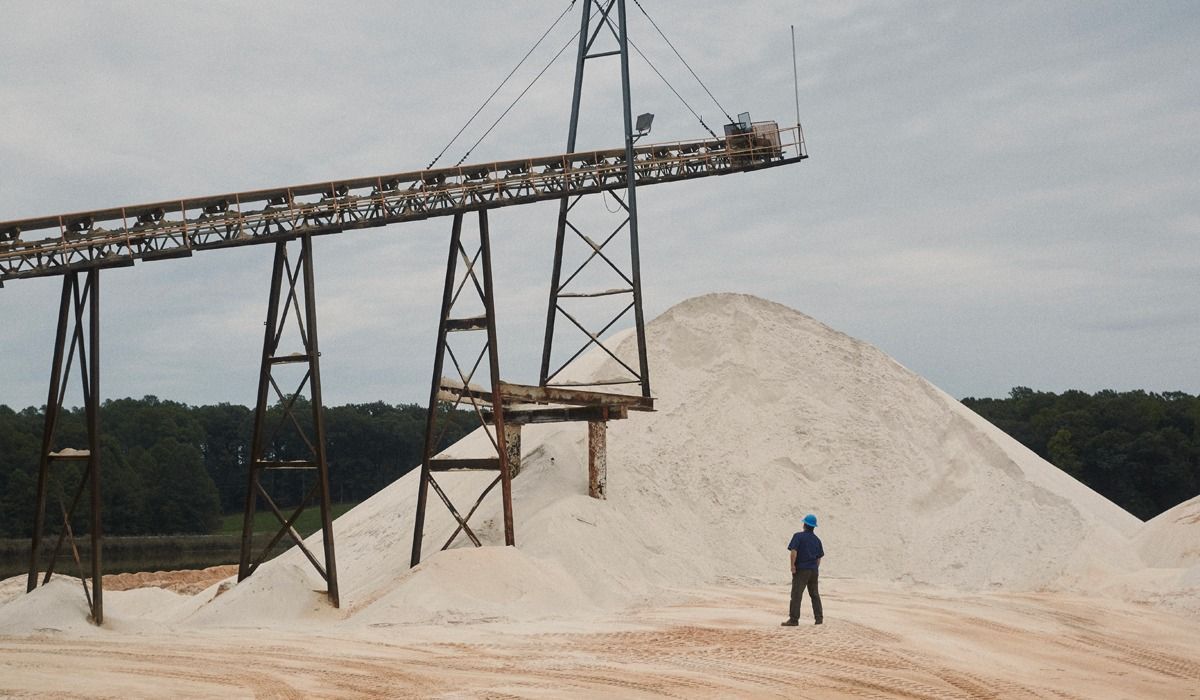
{"left": 411, "top": 211, "right": 515, "bottom": 566}
{"left": 542, "top": 0, "right": 651, "bottom": 398}
{"left": 26, "top": 268, "right": 104, "bottom": 623}
{"left": 409, "top": 207, "right": 654, "bottom": 564}
{"left": 237, "top": 234, "right": 339, "bottom": 607}
{"left": 411, "top": 0, "right": 663, "bottom": 566}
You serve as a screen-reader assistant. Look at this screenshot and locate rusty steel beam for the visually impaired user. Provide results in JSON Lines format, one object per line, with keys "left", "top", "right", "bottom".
{"left": 504, "top": 424, "right": 522, "bottom": 477}
{"left": 616, "top": 0, "right": 650, "bottom": 401}
{"left": 480, "top": 210, "right": 516, "bottom": 549}
{"left": 87, "top": 268, "right": 102, "bottom": 623}
{"left": 588, "top": 420, "right": 607, "bottom": 499}
{"left": 0, "top": 128, "right": 805, "bottom": 284}
{"left": 448, "top": 380, "right": 651, "bottom": 411}
{"left": 496, "top": 381, "right": 654, "bottom": 411}
{"left": 26, "top": 269, "right": 104, "bottom": 624}
{"left": 484, "top": 404, "right": 628, "bottom": 425}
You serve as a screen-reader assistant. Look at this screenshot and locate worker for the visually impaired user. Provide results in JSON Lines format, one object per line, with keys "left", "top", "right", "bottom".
{"left": 782, "top": 513, "right": 823, "bottom": 626}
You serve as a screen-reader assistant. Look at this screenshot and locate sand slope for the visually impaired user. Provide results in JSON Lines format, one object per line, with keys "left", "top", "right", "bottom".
{"left": 1136, "top": 494, "right": 1200, "bottom": 568}
{"left": 180, "top": 293, "right": 1149, "bottom": 630}
{"left": 4, "top": 293, "right": 1200, "bottom": 698}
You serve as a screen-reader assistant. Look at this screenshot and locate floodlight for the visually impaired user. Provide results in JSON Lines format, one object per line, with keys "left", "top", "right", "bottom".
{"left": 635, "top": 112, "right": 655, "bottom": 136}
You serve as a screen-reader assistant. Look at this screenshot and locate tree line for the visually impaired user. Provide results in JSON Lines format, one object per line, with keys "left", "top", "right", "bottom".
{"left": 0, "top": 397, "right": 473, "bottom": 538}
{"left": 3, "top": 387, "right": 1195, "bottom": 538}
{"left": 961, "top": 387, "right": 1199, "bottom": 520}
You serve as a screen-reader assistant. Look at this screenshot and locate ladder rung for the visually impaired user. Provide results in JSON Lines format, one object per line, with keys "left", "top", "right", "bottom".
{"left": 445, "top": 316, "right": 487, "bottom": 332}
{"left": 48, "top": 449, "right": 90, "bottom": 460}
{"left": 269, "top": 352, "right": 310, "bottom": 364}
{"left": 557, "top": 288, "right": 633, "bottom": 299}
{"left": 429, "top": 457, "right": 500, "bottom": 471}
{"left": 549, "top": 379, "right": 641, "bottom": 387}
{"left": 257, "top": 460, "right": 318, "bottom": 470}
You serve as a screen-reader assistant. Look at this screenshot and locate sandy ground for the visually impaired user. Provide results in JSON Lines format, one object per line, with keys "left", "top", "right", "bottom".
{"left": 2, "top": 577, "right": 1198, "bottom": 699}
{"left": 5, "top": 296, "right": 1198, "bottom": 697}
{"left": 102, "top": 565, "right": 239, "bottom": 595}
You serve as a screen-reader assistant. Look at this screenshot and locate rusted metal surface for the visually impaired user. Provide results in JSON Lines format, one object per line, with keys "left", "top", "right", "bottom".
{"left": 504, "top": 424, "right": 522, "bottom": 478}
{"left": 541, "top": 0, "right": 669, "bottom": 402}
{"left": 411, "top": 210, "right": 515, "bottom": 568}
{"left": 588, "top": 420, "right": 607, "bottom": 500}
{"left": 88, "top": 270, "right": 101, "bottom": 622}
{"left": 411, "top": 214, "right": 462, "bottom": 568}
{"left": 26, "top": 269, "right": 104, "bottom": 624}
{"left": 617, "top": 0, "right": 650, "bottom": 402}
{"left": 484, "top": 404, "right": 628, "bottom": 425}
{"left": 0, "top": 128, "right": 804, "bottom": 284}
{"left": 497, "top": 381, "right": 654, "bottom": 411}
{"left": 444, "top": 380, "right": 651, "bottom": 413}
{"left": 237, "top": 235, "right": 339, "bottom": 607}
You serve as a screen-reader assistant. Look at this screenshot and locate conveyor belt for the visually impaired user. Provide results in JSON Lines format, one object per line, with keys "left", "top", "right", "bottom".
{"left": 0, "top": 125, "right": 805, "bottom": 284}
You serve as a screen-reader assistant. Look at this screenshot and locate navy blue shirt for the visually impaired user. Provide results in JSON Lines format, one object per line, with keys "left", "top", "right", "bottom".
{"left": 788, "top": 530, "right": 824, "bottom": 570}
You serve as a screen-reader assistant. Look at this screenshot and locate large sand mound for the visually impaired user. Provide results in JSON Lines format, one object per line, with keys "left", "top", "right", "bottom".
{"left": 4, "top": 294, "right": 1198, "bottom": 698}
{"left": 1136, "top": 494, "right": 1200, "bottom": 568}
{"left": 183, "top": 293, "right": 1145, "bottom": 629}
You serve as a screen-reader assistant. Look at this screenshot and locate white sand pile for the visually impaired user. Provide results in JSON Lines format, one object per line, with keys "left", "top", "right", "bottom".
{"left": 0, "top": 574, "right": 28, "bottom": 607}
{"left": 1135, "top": 494, "right": 1200, "bottom": 568}
{"left": 178, "top": 293, "right": 1149, "bottom": 630}
{"left": 351, "top": 547, "right": 599, "bottom": 626}
{"left": 1098, "top": 494, "right": 1200, "bottom": 616}
{"left": 0, "top": 572, "right": 226, "bottom": 635}
{"left": 0, "top": 579, "right": 98, "bottom": 635}
{"left": 7, "top": 293, "right": 1176, "bottom": 633}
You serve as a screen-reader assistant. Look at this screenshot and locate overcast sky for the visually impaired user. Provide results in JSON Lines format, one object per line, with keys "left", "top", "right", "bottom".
{"left": 1, "top": 1, "right": 1198, "bottom": 411}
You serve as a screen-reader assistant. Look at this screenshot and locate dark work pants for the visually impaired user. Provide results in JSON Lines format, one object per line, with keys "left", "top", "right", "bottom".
{"left": 789, "top": 568, "right": 822, "bottom": 622}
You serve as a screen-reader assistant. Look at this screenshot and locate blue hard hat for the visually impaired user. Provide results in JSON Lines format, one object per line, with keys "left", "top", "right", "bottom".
{"left": 803, "top": 513, "right": 818, "bottom": 528}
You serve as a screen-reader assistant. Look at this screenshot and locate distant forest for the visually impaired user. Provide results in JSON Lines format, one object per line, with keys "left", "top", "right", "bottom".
{"left": 962, "top": 388, "right": 1199, "bottom": 520}
{"left": 2, "top": 388, "right": 1197, "bottom": 538}
{"left": 0, "top": 397, "right": 474, "bottom": 538}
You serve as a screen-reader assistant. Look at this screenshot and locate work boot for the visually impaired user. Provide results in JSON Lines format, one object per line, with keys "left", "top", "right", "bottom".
{"left": 780, "top": 619, "right": 799, "bottom": 627}
{"left": 814, "top": 620, "right": 823, "bottom": 625}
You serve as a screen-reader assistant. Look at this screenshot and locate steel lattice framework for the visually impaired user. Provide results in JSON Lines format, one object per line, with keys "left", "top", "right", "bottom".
{"left": 2, "top": 131, "right": 806, "bottom": 284}
{"left": 3, "top": 0, "right": 807, "bottom": 624}
{"left": 0, "top": 132, "right": 803, "bottom": 285}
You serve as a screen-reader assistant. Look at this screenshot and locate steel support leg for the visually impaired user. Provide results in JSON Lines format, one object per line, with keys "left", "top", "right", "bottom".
{"left": 588, "top": 420, "right": 607, "bottom": 499}
{"left": 26, "top": 269, "right": 103, "bottom": 624}
{"left": 238, "top": 235, "right": 339, "bottom": 607}
{"left": 412, "top": 210, "right": 514, "bottom": 567}
{"left": 504, "top": 424, "right": 522, "bottom": 478}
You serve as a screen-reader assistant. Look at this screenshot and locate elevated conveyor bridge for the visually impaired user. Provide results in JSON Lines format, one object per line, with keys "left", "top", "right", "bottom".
{"left": 0, "top": 128, "right": 803, "bottom": 283}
